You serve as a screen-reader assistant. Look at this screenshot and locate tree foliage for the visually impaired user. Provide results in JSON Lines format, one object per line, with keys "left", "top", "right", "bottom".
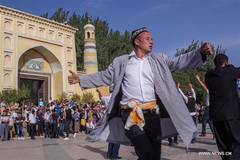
{"left": 81, "top": 92, "right": 95, "bottom": 106}
{"left": 0, "top": 87, "right": 30, "bottom": 105}
{"left": 56, "top": 92, "right": 68, "bottom": 102}
{"left": 70, "top": 93, "right": 81, "bottom": 104}
{"left": 41, "top": 9, "right": 132, "bottom": 71}
{"left": 18, "top": 85, "right": 31, "bottom": 103}
{"left": 0, "top": 89, "right": 18, "bottom": 104}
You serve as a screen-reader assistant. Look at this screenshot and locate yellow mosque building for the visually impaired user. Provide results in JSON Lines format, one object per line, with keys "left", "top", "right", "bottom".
{"left": 0, "top": 5, "right": 105, "bottom": 103}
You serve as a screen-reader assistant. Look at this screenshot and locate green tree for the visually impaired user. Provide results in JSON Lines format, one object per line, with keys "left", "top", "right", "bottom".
{"left": 51, "top": 8, "right": 69, "bottom": 23}
{"left": 41, "top": 9, "right": 132, "bottom": 71}
{"left": 0, "top": 89, "right": 18, "bottom": 104}
{"left": 40, "top": 12, "right": 49, "bottom": 19}
{"left": 56, "top": 92, "right": 68, "bottom": 102}
{"left": 68, "top": 12, "right": 85, "bottom": 70}
{"left": 18, "top": 85, "right": 31, "bottom": 103}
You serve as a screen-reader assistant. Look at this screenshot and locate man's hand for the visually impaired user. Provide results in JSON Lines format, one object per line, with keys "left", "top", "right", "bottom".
{"left": 68, "top": 70, "right": 80, "bottom": 85}
{"left": 128, "top": 99, "right": 138, "bottom": 107}
{"left": 195, "top": 74, "right": 201, "bottom": 81}
{"left": 188, "top": 83, "right": 193, "bottom": 89}
{"left": 200, "top": 42, "right": 214, "bottom": 55}
{"left": 177, "top": 82, "right": 180, "bottom": 88}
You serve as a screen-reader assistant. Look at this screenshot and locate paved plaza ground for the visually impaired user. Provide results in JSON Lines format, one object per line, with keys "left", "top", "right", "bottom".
{"left": 0, "top": 128, "right": 221, "bottom": 160}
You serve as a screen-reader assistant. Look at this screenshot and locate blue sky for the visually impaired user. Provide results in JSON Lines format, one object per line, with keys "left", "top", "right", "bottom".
{"left": 1, "top": 0, "right": 239, "bottom": 66}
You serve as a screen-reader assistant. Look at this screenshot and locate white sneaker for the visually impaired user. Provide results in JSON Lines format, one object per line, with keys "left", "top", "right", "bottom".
{"left": 63, "top": 137, "right": 69, "bottom": 140}
{"left": 73, "top": 133, "right": 77, "bottom": 138}
{"left": 21, "top": 137, "right": 25, "bottom": 140}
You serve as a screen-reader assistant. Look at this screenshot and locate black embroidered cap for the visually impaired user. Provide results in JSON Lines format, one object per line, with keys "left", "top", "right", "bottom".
{"left": 131, "top": 27, "right": 149, "bottom": 45}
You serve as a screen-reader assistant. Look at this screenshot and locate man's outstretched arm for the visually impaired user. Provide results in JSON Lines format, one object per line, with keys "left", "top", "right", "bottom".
{"left": 68, "top": 62, "right": 114, "bottom": 89}
{"left": 160, "top": 43, "right": 213, "bottom": 72}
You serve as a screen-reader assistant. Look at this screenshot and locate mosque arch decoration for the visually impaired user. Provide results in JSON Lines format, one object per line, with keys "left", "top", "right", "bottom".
{"left": 18, "top": 46, "right": 63, "bottom": 104}
{"left": 0, "top": 5, "right": 82, "bottom": 102}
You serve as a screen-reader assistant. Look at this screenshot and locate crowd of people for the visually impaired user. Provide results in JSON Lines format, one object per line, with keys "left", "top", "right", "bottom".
{"left": 1, "top": 77, "right": 239, "bottom": 159}
{"left": 0, "top": 99, "right": 106, "bottom": 141}
{"left": 169, "top": 73, "right": 240, "bottom": 146}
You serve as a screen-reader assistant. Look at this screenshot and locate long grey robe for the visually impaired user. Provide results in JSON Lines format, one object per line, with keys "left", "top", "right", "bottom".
{"left": 80, "top": 50, "right": 204, "bottom": 148}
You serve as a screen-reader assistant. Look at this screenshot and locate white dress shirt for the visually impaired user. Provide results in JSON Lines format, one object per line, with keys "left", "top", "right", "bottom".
{"left": 121, "top": 51, "right": 156, "bottom": 105}
{"left": 29, "top": 113, "right": 37, "bottom": 124}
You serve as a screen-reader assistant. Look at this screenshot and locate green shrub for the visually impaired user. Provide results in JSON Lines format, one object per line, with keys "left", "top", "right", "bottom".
{"left": 18, "top": 85, "right": 31, "bottom": 103}
{"left": 81, "top": 92, "right": 95, "bottom": 106}
{"left": 0, "top": 89, "right": 18, "bottom": 104}
{"left": 0, "top": 87, "right": 31, "bottom": 105}
{"left": 70, "top": 93, "right": 81, "bottom": 104}
{"left": 56, "top": 92, "right": 68, "bottom": 102}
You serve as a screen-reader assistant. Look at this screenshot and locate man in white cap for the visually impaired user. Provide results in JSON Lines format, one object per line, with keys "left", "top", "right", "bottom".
{"left": 68, "top": 27, "right": 213, "bottom": 160}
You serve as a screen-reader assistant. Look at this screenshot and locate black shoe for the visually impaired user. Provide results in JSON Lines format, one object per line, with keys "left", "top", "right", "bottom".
{"left": 191, "top": 139, "right": 196, "bottom": 144}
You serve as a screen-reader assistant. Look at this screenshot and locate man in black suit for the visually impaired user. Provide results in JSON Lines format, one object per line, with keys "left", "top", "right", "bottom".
{"left": 205, "top": 54, "right": 240, "bottom": 160}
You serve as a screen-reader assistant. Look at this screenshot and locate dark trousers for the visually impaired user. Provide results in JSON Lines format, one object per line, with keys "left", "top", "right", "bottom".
{"left": 37, "top": 121, "right": 44, "bottom": 136}
{"left": 191, "top": 115, "right": 197, "bottom": 141}
{"left": 51, "top": 122, "right": 59, "bottom": 138}
{"left": 202, "top": 107, "right": 214, "bottom": 135}
{"left": 14, "top": 123, "right": 17, "bottom": 137}
{"left": 192, "top": 115, "right": 197, "bottom": 126}
{"left": 107, "top": 143, "right": 120, "bottom": 159}
{"left": 121, "top": 110, "right": 161, "bottom": 160}
{"left": 0, "top": 124, "right": 9, "bottom": 141}
{"left": 65, "top": 119, "right": 71, "bottom": 137}
{"left": 30, "top": 123, "right": 36, "bottom": 139}
{"left": 213, "top": 120, "right": 240, "bottom": 160}
{"left": 16, "top": 124, "right": 23, "bottom": 137}
{"left": 168, "top": 136, "right": 178, "bottom": 144}
{"left": 59, "top": 122, "right": 65, "bottom": 137}
{"left": 80, "top": 125, "right": 86, "bottom": 132}
{"left": 45, "top": 122, "right": 50, "bottom": 138}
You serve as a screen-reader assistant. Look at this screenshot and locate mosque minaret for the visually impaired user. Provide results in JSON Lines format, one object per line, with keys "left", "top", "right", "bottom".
{"left": 83, "top": 22, "right": 98, "bottom": 74}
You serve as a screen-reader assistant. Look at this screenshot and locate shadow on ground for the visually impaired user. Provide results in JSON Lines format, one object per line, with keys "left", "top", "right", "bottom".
{"left": 78, "top": 144, "right": 106, "bottom": 158}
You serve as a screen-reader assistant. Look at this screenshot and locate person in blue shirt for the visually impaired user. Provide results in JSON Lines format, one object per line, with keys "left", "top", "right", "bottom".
{"left": 54, "top": 102, "right": 62, "bottom": 117}
{"left": 38, "top": 98, "right": 44, "bottom": 107}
